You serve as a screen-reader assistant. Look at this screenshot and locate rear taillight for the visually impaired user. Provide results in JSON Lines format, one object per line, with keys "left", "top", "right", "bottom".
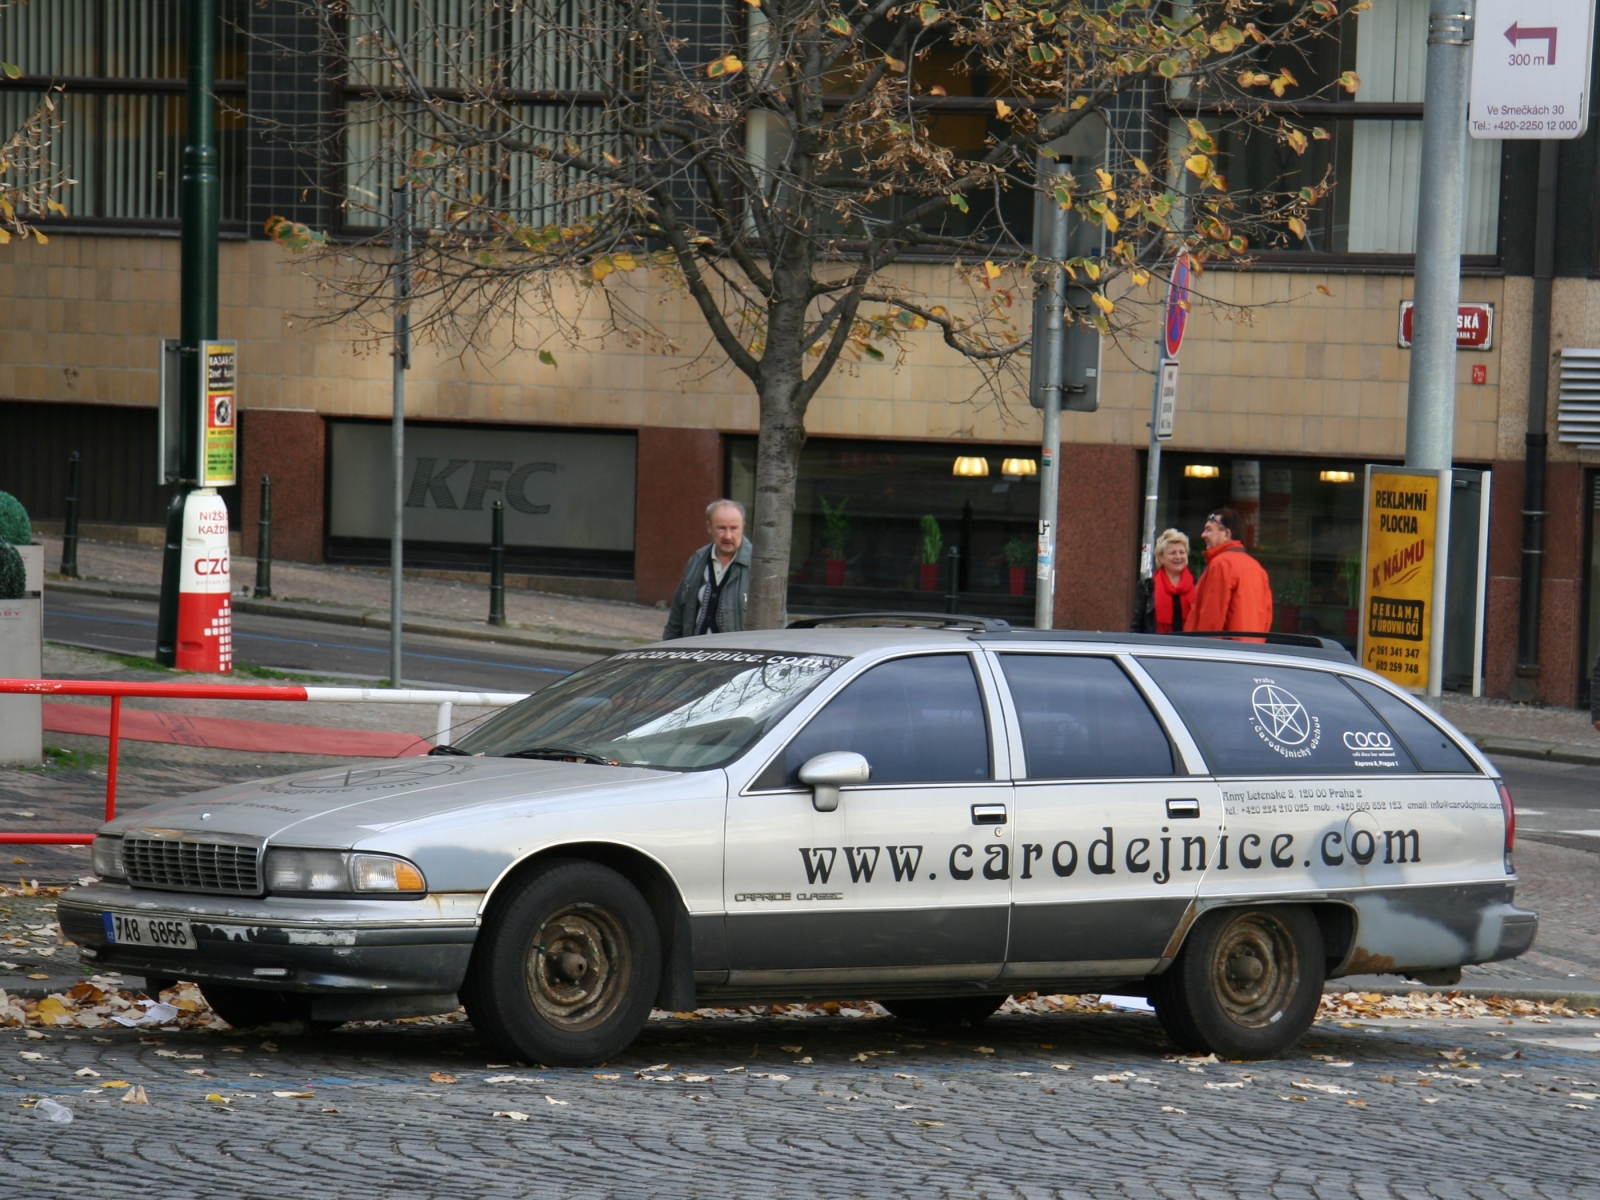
{"left": 1497, "top": 779, "right": 1516, "bottom": 872}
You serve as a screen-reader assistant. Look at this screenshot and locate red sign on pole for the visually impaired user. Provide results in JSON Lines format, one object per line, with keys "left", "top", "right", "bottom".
{"left": 1398, "top": 301, "right": 1494, "bottom": 350}
{"left": 1163, "top": 250, "right": 1191, "bottom": 359}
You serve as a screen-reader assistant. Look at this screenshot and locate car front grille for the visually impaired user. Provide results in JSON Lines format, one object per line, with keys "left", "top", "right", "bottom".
{"left": 123, "top": 836, "right": 262, "bottom": 896}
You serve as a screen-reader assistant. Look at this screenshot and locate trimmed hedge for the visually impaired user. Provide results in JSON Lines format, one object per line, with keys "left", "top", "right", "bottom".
{"left": 0, "top": 540, "right": 24, "bottom": 600}
{"left": 0, "top": 491, "right": 30, "bottom": 546}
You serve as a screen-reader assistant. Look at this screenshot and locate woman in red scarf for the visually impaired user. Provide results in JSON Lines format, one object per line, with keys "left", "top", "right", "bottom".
{"left": 1153, "top": 528, "right": 1196, "bottom": 633}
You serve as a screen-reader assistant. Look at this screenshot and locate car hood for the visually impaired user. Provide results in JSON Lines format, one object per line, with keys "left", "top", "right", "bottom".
{"left": 101, "top": 756, "right": 685, "bottom": 846}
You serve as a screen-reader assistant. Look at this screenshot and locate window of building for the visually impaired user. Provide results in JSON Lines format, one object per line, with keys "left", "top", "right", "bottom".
{"left": 1151, "top": 453, "right": 1375, "bottom": 651}
{"left": 0, "top": 0, "right": 248, "bottom": 229}
{"left": 998, "top": 654, "right": 1174, "bottom": 779}
{"left": 1173, "top": 0, "right": 1502, "bottom": 259}
{"left": 757, "top": 654, "right": 992, "bottom": 787}
{"left": 726, "top": 435, "right": 1042, "bottom": 620}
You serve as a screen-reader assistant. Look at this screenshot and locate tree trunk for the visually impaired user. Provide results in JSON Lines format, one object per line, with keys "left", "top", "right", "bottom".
{"left": 746, "top": 380, "right": 806, "bottom": 630}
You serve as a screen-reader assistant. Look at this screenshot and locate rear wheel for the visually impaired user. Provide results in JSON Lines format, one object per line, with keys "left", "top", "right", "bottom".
{"left": 880, "top": 995, "right": 1008, "bottom": 1026}
{"left": 463, "top": 859, "right": 660, "bottom": 1067}
{"left": 1150, "top": 906, "right": 1323, "bottom": 1060}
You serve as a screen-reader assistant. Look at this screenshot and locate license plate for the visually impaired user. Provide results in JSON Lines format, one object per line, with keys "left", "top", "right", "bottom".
{"left": 102, "top": 912, "right": 195, "bottom": 951}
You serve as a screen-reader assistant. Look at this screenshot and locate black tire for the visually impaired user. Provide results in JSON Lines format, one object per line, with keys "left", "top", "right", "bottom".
{"left": 463, "top": 858, "right": 661, "bottom": 1067}
{"left": 880, "top": 995, "right": 1008, "bottom": 1026}
{"left": 198, "top": 984, "right": 336, "bottom": 1031}
{"left": 1149, "top": 906, "right": 1324, "bottom": 1060}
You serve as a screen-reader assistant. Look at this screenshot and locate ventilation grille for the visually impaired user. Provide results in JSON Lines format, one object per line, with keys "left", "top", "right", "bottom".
{"left": 123, "top": 837, "right": 261, "bottom": 896}
{"left": 1557, "top": 349, "right": 1600, "bottom": 447}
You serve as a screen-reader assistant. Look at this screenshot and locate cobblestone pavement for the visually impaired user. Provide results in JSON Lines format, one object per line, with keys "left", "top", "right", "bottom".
{"left": 36, "top": 535, "right": 668, "bottom": 643}
{"left": 3, "top": 1004, "right": 1600, "bottom": 1200}
{"left": 1441, "top": 695, "right": 1600, "bottom": 751}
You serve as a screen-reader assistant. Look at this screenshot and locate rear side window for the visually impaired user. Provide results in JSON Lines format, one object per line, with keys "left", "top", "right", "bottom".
{"left": 1138, "top": 657, "right": 1419, "bottom": 777}
{"left": 998, "top": 654, "right": 1173, "bottom": 778}
{"left": 1344, "top": 679, "right": 1477, "bottom": 773}
{"left": 757, "top": 654, "right": 991, "bottom": 787}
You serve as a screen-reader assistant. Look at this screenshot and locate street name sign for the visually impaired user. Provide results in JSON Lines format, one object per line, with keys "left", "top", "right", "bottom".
{"left": 1397, "top": 301, "right": 1494, "bottom": 350}
{"left": 1470, "top": 0, "right": 1596, "bottom": 139}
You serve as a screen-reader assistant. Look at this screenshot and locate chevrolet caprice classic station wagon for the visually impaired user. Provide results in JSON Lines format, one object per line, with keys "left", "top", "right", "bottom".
{"left": 57, "top": 617, "right": 1535, "bottom": 1065}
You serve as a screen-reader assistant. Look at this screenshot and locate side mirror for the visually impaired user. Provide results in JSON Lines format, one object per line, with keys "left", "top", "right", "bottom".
{"left": 798, "top": 751, "right": 871, "bottom": 813}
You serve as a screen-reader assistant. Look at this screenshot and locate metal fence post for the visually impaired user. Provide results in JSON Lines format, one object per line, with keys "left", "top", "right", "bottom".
{"left": 945, "top": 545, "right": 961, "bottom": 615}
{"left": 253, "top": 474, "right": 272, "bottom": 598}
{"left": 60, "top": 451, "right": 81, "bottom": 578}
{"left": 488, "top": 499, "right": 506, "bottom": 627}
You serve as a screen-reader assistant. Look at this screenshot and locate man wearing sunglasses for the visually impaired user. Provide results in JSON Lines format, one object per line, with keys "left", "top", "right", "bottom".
{"left": 1190, "top": 507, "right": 1274, "bottom": 637}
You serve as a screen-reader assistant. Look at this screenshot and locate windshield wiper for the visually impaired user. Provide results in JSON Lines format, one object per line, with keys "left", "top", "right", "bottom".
{"left": 427, "top": 744, "right": 472, "bottom": 756}
{"left": 505, "top": 744, "right": 619, "bottom": 766}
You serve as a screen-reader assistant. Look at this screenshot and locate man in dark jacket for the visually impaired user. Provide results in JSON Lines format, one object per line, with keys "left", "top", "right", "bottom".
{"left": 663, "top": 500, "right": 753, "bottom": 639}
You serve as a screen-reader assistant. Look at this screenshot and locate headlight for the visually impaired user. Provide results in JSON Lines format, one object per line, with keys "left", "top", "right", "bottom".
{"left": 263, "top": 849, "right": 426, "bottom": 897}
{"left": 91, "top": 836, "right": 125, "bottom": 881}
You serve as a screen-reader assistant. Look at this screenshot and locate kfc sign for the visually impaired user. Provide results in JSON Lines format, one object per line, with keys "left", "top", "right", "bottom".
{"left": 1398, "top": 301, "right": 1494, "bottom": 351}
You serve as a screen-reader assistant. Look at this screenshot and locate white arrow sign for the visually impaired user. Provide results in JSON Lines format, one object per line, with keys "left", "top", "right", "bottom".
{"left": 1471, "top": 0, "right": 1596, "bottom": 139}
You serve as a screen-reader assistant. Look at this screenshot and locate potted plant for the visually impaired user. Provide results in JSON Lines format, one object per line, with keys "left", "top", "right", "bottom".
{"left": 1004, "top": 538, "right": 1032, "bottom": 597}
{"left": 918, "top": 515, "right": 942, "bottom": 591}
{"left": 1274, "top": 575, "right": 1310, "bottom": 634}
{"left": 0, "top": 489, "right": 42, "bottom": 766}
{"left": 819, "top": 496, "right": 849, "bottom": 587}
{"left": 1338, "top": 550, "right": 1363, "bottom": 638}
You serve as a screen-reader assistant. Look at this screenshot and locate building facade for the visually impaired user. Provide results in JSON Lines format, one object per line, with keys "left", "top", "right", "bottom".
{"left": 1, "top": 0, "right": 1598, "bottom": 707}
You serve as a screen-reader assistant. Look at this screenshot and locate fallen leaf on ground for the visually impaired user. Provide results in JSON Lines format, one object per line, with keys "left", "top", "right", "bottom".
{"left": 593, "top": 1074, "right": 620, "bottom": 1081}
{"left": 750, "top": 1072, "right": 790, "bottom": 1081}
{"left": 914, "top": 1119, "right": 944, "bottom": 1127}
{"left": 273, "top": 1091, "right": 314, "bottom": 1099}
{"left": 429, "top": 1072, "right": 457, "bottom": 1084}
{"left": 779, "top": 1045, "right": 803, "bottom": 1053}
{"left": 1204, "top": 1081, "right": 1245, "bottom": 1090}
{"left": 493, "top": 1110, "right": 530, "bottom": 1121}
{"left": 120, "top": 1085, "right": 148, "bottom": 1104}
{"left": 18, "top": 1052, "right": 45, "bottom": 1061}
{"left": 73, "top": 1068, "right": 98, "bottom": 1077}
{"left": 205, "top": 1093, "right": 229, "bottom": 1104}
{"left": 544, "top": 1096, "right": 568, "bottom": 1106}
{"left": 974, "top": 1046, "right": 995, "bottom": 1054}
{"left": 99, "top": 1081, "right": 130, "bottom": 1089}
{"left": 1161, "top": 1106, "right": 1186, "bottom": 1114}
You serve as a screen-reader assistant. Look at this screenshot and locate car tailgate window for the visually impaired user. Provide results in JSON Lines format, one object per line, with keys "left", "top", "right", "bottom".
{"left": 1343, "top": 678, "right": 1477, "bottom": 773}
{"left": 762, "top": 654, "right": 991, "bottom": 786}
{"left": 998, "top": 654, "right": 1173, "bottom": 778}
{"left": 1138, "top": 657, "right": 1419, "bottom": 776}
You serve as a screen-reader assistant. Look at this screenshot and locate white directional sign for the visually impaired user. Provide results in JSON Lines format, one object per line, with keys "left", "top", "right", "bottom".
{"left": 1470, "top": 0, "right": 1596, "bottom": 139}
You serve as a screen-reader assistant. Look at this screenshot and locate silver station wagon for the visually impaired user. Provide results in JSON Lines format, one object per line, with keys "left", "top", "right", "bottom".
{"left": 58, "top": 617, "right": 1535, "bottom": 1064}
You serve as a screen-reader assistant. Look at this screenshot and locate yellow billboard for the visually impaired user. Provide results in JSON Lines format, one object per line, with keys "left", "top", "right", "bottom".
{"left": 1360, "top": 469, "right": 1441, "bottom": 691}
{"left": 199, "top": 340, "right": 237, "bottom": 488}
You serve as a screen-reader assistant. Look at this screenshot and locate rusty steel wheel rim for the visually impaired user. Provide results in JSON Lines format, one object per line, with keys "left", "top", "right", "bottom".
{"left": 1210, "top": 911, "right": 1299, "bottom": 1028}
{"left": 525, "top": 903, "right": 631, "bottom": 1031}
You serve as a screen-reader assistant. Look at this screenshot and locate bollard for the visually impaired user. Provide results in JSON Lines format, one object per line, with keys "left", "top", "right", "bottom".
{"left": 253, "top": 475, "right": 273, "bottom": 598}
{"left": 60, "top": 451, "right": 81, "bottom": 578}
{"left": 945, "top": 545, "right": 961, "bottom": 615}
{"left": 488, "top": 499, "right": 506, "bottom": 627}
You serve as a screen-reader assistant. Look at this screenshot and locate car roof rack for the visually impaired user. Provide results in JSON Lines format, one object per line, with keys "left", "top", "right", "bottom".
{"left": 787, "top": 611, "right": 1014, "bottom": 633}
{"left": 976, "top": 628, "right": 1355, "bottom": 662}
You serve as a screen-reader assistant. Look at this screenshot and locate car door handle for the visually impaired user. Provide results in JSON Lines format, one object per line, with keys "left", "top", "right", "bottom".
{"left": 971, "top": 804, "right": 1008, "bottom": 826}
{"left": 1166, "top": 798, "right": 1201, "bottom": 819}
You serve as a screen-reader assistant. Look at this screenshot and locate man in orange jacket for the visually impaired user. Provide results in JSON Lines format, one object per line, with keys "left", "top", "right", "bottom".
{"left": 1190, "top": 507, "right": 1274, "bottom": 634}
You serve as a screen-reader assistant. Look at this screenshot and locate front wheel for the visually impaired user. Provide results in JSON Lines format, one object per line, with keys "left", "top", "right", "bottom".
{"left": 463, "top": 859, "right": 661, "bottom": 1067}
{"left": 880, "top": 995, "right": 1008, "bottom": 1026}
{"left": 1149, "top": 906, "right": 1323, "bottom": 1060}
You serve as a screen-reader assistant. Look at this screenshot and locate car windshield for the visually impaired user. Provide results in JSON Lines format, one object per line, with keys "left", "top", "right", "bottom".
{"left": 450, "top": 648, "right": 849, "bottom": 770}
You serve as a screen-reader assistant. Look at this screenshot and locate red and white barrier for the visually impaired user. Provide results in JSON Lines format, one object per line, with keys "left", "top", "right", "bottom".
{"left": 176, "top": 489, "right": 233, "bottom": 674}
{"left": 0, "top": 680, "right": 528, "bottom": 844}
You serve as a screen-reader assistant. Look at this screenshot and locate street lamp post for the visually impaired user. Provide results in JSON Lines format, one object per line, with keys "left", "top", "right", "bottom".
{"left": 390, "top": 183, "right": 411, "bottom": 688}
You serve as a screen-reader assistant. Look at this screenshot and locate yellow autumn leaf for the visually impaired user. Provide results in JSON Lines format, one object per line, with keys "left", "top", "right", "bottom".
{"left": 1104, "top": 211, "right": 1120, "bottom": 233}
{"left": 1094, "top": 168, "right": 1113, "bottom": 192}
{"left": 1339, "top": 71, "right": 1361, "bottom": 94}
{"left": 1286, "top": 128, "right": 1308, "bottom": 154}
{"left": 33, "top": 228, "right": 47, "bottom": 244}
{"left": 1131, "top": 270, "right": 1150, "bottom": 287}
{"left": 0, "top": 228, "right": 12, "bottom": 245}
{"left": 1070, "top": 95, "right": 1088, "bottom": 109}
{"left": 827, "top": 15, "right": 851, "bottom": 34}
{"left": 1090, "top": 292, "right": 1115, "bottom": 315}
{"left": 744, "top": 0, "right": 761, "bottom": 7}
{"left": 1184, "top": 154, "right": 1211, "bottom": 178}
{"left": 1132, "top": 157, "right": 1150, "bottom": 176}
{"left": 591, "top": 257, "right": 615, "bottom": 282}
{"left": 706, "top": 54, "right": 744, "bottom": 78}
{"left": 885, "top": 55, "right": 906, "bottom": 73}
{"left": 995, "top": 98, "right": 1013, "bottom": 119}
{"left": 1288, "top": 216, "right": 1308, "bottom": 239}
{"left": 984, "top": 260, "right": 1003, "bottom": 279}
{"left": 612, "top": 251, "right": 639, "bottom": 271}
{"left": 1270, "top": 67, "right": 1297, "bottom": 98}
{"left": 1084, "top": 262, "right": 1101, "bottom": 281}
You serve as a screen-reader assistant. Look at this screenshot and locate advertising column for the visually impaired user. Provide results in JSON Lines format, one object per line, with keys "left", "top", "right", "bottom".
{"left": 175, "top": 340, "right": 237, "bottom": 673}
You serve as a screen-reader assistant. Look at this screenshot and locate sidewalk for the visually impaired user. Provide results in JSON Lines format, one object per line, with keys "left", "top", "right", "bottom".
{"left": 1440, "top": 695, "right": 1600, "bottom": 767}
{"left": 36, "top": 534, "right": 665, "bottom": 655}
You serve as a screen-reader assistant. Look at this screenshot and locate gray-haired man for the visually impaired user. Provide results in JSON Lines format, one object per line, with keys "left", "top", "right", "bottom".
{"left": 663, "top": 500, "right": 754, "bottom": 639}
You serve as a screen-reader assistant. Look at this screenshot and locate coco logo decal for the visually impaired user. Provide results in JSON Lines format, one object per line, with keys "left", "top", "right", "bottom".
{"left": 1250, "top": 680, "right": 1321, "bottom": 759}
{"left": 1341, "top": 729, "right": 1400, "bottom": 769}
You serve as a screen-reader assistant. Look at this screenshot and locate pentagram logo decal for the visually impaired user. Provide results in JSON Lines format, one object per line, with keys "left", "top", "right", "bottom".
{"left": 1249, "top": 681, "right": 1321, "bottom": 759}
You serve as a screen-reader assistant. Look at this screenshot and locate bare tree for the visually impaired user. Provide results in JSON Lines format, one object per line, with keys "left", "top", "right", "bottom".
{"left": 266, "top": 0, "right": 1360, "bottom": 627}
{"left": 0, "top": 12, "right": 72, "bottom": 245}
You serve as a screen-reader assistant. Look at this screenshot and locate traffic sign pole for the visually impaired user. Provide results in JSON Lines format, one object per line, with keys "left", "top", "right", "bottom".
{"left": 1140, "top": 254, "right": 1189, "bottom": 601}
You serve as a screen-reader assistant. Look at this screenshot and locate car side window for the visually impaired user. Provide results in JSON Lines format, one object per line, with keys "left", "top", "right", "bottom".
{"left": 1344, "top": 678, "right": 1477, "bottom": 773}
{"left": 998, "top": 654, "right": 1174, "bottom": 778}
{"left": 756, "top": 654, "right": 992, "bottom": 787}
{"left": 1137, "top": 657, "right": 1420, "bottom": 777}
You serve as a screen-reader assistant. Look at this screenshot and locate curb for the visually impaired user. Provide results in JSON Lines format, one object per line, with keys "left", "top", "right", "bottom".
{"left": 1324, "top": 980, "right": 1600, "bottom": 1007}
{"left": 1471, "top": 733, "right": 1600, "bottom": 768}
{"left": 46, "top": 579, "right": 646, "bottom": 659}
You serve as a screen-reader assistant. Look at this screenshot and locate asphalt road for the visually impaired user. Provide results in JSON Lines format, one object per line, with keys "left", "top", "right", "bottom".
{"left": 1492, "top": 757, "right": 1600, "bottom": 854}
{"left": 43, "top": 590, "right": 593, "bottom": 693}
{"left": 4, "top": 1007, "right": 1600, "bottom": 1199}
